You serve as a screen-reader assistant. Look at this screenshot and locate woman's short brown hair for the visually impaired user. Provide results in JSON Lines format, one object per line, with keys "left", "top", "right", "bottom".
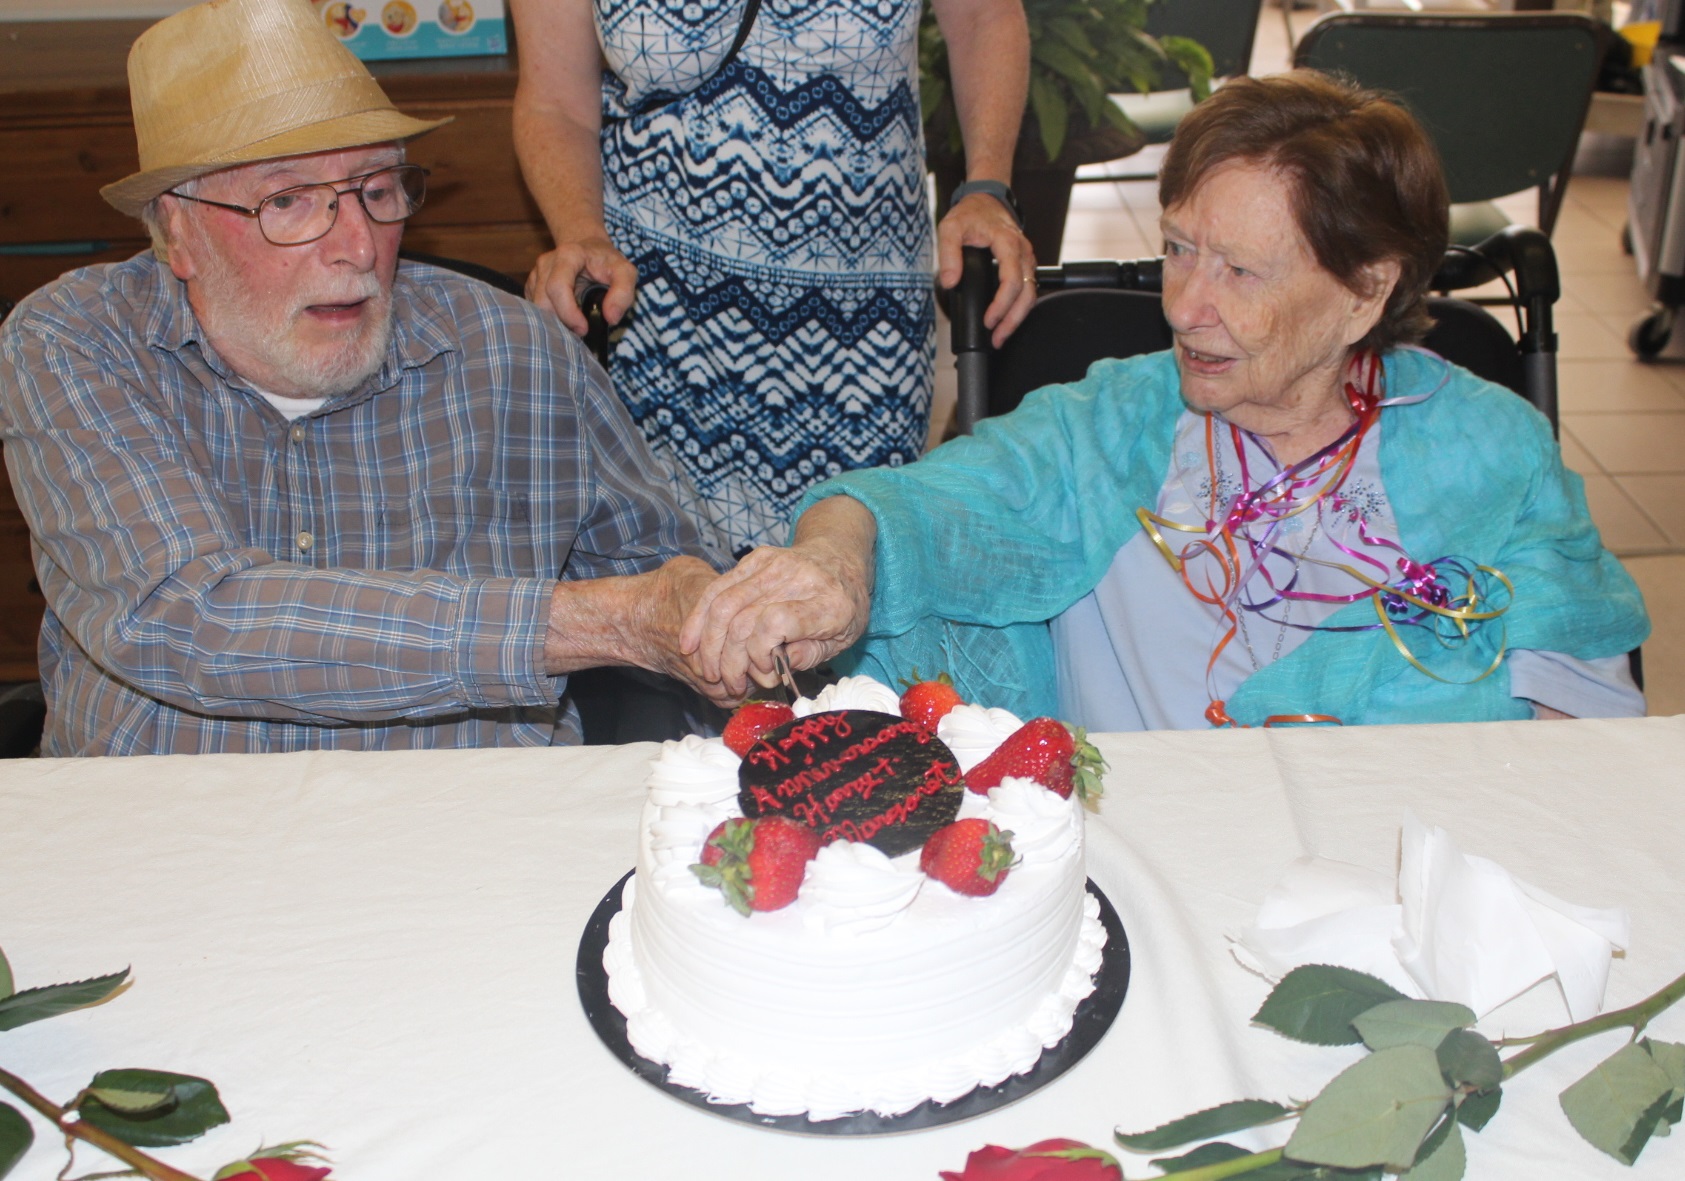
{"left": 1159, "top": 70, "right": 1449, "bottom": 353}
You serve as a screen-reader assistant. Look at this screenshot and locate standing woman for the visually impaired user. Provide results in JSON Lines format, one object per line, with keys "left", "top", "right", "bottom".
{"left": 511, "top": 0, "right": 1037, "bottom": 556}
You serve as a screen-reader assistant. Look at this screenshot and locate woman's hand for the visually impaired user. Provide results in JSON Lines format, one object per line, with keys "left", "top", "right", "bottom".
{"left": 937, "top": 194, "right": 1037, "bottom": 348}
{"left": 930, "top": 0, "right": 1034, "bottom": 347}
{"left": 525, "top": 236, "right": 639, "bottom": 337}
{"left": 680, "top": 498, "right": 877, "bottom": 697}
{"left": 510, "top": 0, "right": 632, "bottom": 336}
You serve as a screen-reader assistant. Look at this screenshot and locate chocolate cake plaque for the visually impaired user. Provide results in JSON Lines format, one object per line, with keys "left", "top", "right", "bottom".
{"left": 737, "top": 710, "right": 964, "bottom": 856}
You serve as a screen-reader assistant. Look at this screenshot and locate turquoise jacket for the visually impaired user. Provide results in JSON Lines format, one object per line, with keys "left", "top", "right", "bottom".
{"left": 795, "top": 349, "right": 1650, "bottom": 726}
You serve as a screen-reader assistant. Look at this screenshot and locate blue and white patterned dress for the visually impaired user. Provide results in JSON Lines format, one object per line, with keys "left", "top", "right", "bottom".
{"left": 594, "top": 0, "right": 934, "bottom": 555}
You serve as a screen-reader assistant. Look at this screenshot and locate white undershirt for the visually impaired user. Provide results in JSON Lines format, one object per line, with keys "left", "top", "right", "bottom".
{"left": 254, "top": 389, "right": 328, "bottom": 420}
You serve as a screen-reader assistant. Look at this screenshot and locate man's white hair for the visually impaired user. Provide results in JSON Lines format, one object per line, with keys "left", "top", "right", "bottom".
{"left": 140, "top": 175, "right": 197, "bottom": 261}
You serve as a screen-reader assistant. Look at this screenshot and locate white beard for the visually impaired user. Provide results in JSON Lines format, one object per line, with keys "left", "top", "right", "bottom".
{"left": 188, "top": 235, "right": 394, "bottom": 400}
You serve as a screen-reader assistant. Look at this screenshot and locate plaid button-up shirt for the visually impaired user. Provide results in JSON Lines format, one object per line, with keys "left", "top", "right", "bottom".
{"left": 1, "top": 254, "right": 716, "bottom": 755}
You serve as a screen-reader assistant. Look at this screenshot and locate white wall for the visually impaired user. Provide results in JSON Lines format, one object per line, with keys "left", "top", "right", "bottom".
{"left": 0, "top": 0, "right": 195, "bottom": 18}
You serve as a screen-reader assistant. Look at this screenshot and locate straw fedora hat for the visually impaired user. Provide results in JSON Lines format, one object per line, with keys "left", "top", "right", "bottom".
{"left": 100, "top": 0, "right": 450, "bottom": 217}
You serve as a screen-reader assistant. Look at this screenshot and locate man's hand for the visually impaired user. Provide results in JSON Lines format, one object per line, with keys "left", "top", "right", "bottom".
{"left": 936, "top": 193, "right": 1037, "bottom": 348}
{"left": 544, "top": 555, "right": 734, "bottom": 704}
{"left": 525, "top": 235, "right": 639, "bottom": 337}
{"left": 680, "top": 497, "right": 877, "bottom": 698}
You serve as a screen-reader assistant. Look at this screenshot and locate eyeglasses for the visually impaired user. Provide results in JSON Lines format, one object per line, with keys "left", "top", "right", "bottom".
{"left": 165, "top": 164, "right": 429, "bottom": 246}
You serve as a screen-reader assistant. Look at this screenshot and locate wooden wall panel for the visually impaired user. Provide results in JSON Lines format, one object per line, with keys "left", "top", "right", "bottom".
{"left": 0, "top": 122, "right": 141, "bottom": 244}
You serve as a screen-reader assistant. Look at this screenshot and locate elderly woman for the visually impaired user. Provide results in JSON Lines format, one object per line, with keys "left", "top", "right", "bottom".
{"left": 679, "top": 71, "right": 1649, "bottom": 728}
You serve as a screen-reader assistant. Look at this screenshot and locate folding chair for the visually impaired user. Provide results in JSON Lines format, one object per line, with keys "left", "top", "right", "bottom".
{"left": 1292, "top": 13, "right": 1604, "bottom": 244}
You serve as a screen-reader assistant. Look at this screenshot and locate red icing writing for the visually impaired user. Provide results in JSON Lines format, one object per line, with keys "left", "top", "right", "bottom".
{"left": 820, "top": 760, "right": 958, "bottom": 844}
{"left": 777, "top": 713, "right": 854, "bottom": 762}
{"left": 739, "top": 711, "right": 962, "bottom": 855}
{"left": 757, "top": 719, "right": 921, "bottom": 803}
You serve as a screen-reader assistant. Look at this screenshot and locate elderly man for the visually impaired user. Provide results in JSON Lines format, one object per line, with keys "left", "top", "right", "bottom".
{"left": 0, "top": 0, "right": 727, "bottom": 756}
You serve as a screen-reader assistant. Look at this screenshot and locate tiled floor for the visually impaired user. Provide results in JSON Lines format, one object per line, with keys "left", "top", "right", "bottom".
{"left": 931, "top": 3, "right": 1684, "bottom": 715}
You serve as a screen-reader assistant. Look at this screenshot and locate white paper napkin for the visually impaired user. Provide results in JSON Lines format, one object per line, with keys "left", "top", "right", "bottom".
{"left": 1232, "top": 812, "right": 1629, "bottom": 1021}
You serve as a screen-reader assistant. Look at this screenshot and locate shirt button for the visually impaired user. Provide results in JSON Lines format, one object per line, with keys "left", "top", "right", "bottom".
{"left": 290, "top": 423, "right": 307, "bottom": 443}
{"left": 296, "top": 531, "right": 314, "bottom": 552}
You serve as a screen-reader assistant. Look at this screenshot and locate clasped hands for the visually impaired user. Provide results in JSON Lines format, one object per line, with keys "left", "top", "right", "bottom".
{"left": 565, "top": 497, "right": 876, "bottom": 705}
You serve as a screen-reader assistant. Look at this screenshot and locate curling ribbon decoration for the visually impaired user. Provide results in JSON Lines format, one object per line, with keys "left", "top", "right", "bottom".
{"left": 1141, "top": 349, "right": 1511, "bottom": 726}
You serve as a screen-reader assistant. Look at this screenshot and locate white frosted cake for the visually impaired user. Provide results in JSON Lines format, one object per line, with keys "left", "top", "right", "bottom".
{"left": 602, "top": 676, "right": 1107, "bottom": 1121}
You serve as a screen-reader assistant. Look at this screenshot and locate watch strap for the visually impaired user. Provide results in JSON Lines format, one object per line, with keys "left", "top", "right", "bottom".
{"left": 949, "top": 179, "right": 1022, "bottom": 227}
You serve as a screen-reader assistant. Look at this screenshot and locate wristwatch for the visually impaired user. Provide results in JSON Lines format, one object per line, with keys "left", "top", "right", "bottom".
{"left": 949, "top": 179, "right": 1022, "bottom": 228}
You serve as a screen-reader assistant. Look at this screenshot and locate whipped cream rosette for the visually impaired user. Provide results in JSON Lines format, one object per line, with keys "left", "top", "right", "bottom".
{"left": 937, "top": 702, "right": 1027, "bottom": 773}
{"left": 792, "top": 673, "right": 903, "bottom": 717}
{"left": 799, "top": 840, "right": 924, "bottom": 936}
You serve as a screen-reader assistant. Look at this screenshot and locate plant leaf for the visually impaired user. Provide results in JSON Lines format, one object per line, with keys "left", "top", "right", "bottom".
{"left": 0, "top": 948, "right": 12, "bottom": 1001}
{"left": 1254, "top": 965, "right": 1407, "bottom": 1046}
{"left": 0, "top": 1103, "right": 32, "bottom": 1180}
{"left": 74, "top": 1070, "right": 229, "bottom": 1148}
{"left": 1149, "top": 1142, "right": 1345, "bottom": 1179}
{"left": 1620, "top": 1089, "right": 1678, "bottom": 1163}
{"left": 1400, "top": 1117, "right": 1466, "bottom": 1181}
{"left": 1455, "top": 1087, "right": 1502, "bottom": 1132}
{"left": 1435, "top": 1029, "right": 1502, "bottom": 1091}
{"left": 86, "top": 1079, "right": 176, "bottom": 1117}
{"left": 1115, "top": 1098, "right": 1291, "bottom": 1151}
{"left": 1644, "top": 1038, "right": 1685, "bottom": 1091}
{"left": 1160, "top": 34, "right": 1214, "bottom": 99}
{"left": 1151, "top": 1142, "right": 1250, "bottom": 1172}
{"left": 0, "top": 969, "right": 128, "bottom": 1032}
{"left": 1560, "top": 1040, "right": 1677, "bottom": 1165}
{"left": 1029, "top": 75, "right": 1068, "bottom": 164}
{"left": 1659, "top": 1094, "right": 1684, "bottom": 1136}
{"left": 1285, "top": 1044, "right": 1452, "bottom": 1170}
{"left": 1352, "top": 1000, "right": 1475, "bottom": 1051}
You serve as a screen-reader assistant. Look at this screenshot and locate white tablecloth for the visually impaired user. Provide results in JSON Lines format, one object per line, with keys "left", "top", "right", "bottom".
{"left": 3, "top": 716, "right": 1683, "bottom": 1180}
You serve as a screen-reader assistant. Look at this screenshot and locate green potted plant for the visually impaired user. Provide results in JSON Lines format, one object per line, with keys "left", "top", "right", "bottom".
{"left": 921, "top": 0, "right": 1213, "bottom": 262}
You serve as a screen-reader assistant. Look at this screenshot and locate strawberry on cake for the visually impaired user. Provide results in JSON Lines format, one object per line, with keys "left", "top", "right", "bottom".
{"left": 601, "top": 675, "right": 1110, "bottom": 1121}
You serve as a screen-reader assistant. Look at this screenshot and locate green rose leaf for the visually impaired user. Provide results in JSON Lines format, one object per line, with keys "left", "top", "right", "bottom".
{"left": 1436, "top": 1029, "right": 1503, "bottom": 1091}
{"left": 1399, "top": 1117, "right": 1466, "bottom": 1181}
{"left": 75, "top": 1069, "right": 229, "bottom": 1148}
{"left": 1115, "top": 1098, "right": 1292, "bottom": 1151}
{"left": 1455, "top": 1086, "right": 1502, "bottom": 1132}
{"left": 1560, "top": 1040, "right": 1677, "bottom": 1165}
{"left": 1352, "top": 1000, "right": 1476, "bottom": 1051}
{"left": 1151, "top": 1142, "right": 1250, "bottom": 1172}
{"left": 0, "top": 947, "right": 13, "bottom": 1001}
{"left": 0, "top": 1103, "right": 33, "bottom": 1180}
{"left": 86, "top": 1077, "right": 176, "bottom": 1117}
{"left": 1151, "top": 1142, "right": 1360, "bottom": 1179}
{"left": 1620, "top": 1090, "right": 1679, "bottom": 1163}
{"left": 1645, "top": 1038, "right": 1685, "bottom": 1091}
{"left": 1285, "top": 1044, "right": 1453, "bottom": 1170}
{"left": 1254, "top": 965, "right": 1408, "bottom": 1046}
{"left": 0, "top": 969, "right": 128, "bottom": 1032}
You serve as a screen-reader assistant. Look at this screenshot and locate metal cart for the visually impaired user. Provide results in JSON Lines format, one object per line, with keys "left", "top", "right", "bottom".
{"left": 1627, "top": 51, "right": 1685, "bottom": 356}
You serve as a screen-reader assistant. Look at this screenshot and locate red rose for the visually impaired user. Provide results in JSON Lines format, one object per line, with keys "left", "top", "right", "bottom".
{"left": 223, "top": 1160, "right": 331, "bottom": 1181}
{"left": 939, "top": 1139, "right": 1122, "bottom": 1181}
